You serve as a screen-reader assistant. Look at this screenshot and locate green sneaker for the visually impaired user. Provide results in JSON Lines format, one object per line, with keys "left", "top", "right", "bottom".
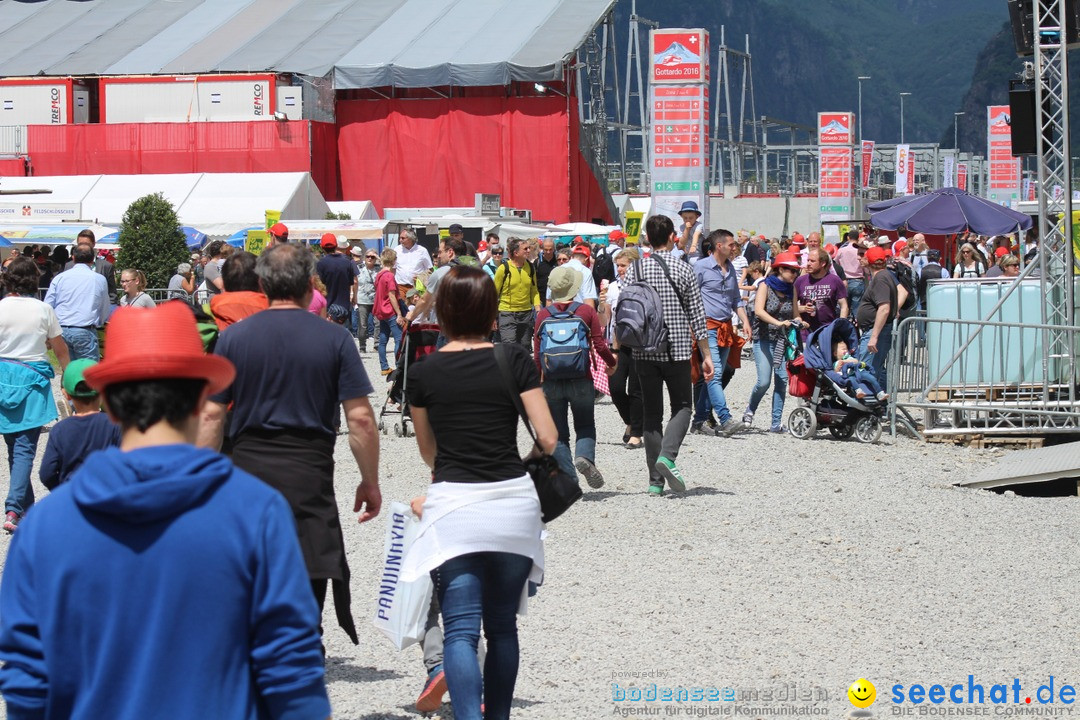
{"left": 647, "top": 484, "right": 665, "bottom": 497}
{"left": 654, "top": 456, "right": 687, "bottom": 492}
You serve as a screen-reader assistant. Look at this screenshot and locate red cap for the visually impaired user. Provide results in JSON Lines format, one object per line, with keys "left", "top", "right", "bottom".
{"left": 320, "top": 232, "right": 338, "bottom": 249}
{"left": 573, "top": 243, "right": 591, "bottom": 259}
{"left": 865, "top": 246, "right": 888, "bottom": 264}
{"left": 84, "top": 302, "right": 235, "bottom": 395}
{"left": 771, "top": 252, "right": 801, "bottom": 270}
{"left": 995, "top": 246, "right": 1010, "bottom": 258}
{"left": 477, "top": 240, "right": 488, "bottom": 252}
{"left": 892, "top": 239, "right": 908, "bottom": 255}
{"left": 609, "top": 229, "right": 628, "bottom": 241}
{"left": 270, "top": 222, "right": 288, "bottom": 237}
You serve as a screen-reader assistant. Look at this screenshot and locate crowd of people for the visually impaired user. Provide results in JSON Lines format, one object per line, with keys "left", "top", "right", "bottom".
{"left": 0, "top": 214, "right": 1033, "bottom": 719}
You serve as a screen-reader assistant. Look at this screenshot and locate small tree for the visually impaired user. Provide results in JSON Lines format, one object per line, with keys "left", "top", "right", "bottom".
{"left": 325, "top": 210, "right": 352, "bottom": 220}
{"left": 116, "top": 193, "right": 189, "bottom": 289}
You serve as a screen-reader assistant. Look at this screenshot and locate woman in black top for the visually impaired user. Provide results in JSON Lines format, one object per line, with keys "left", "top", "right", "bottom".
{"left": 404, "top": 265, "right": 557, "bottom": 720}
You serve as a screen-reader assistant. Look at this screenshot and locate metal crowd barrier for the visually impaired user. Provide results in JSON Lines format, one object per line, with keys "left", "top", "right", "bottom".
{"left": 888, "top": 313, "right": 1080, "bottom": 438}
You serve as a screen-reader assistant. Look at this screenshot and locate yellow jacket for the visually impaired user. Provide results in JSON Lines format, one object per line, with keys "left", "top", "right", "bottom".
{"left": 493, "top": 260, "right": 541, "bottom": 312}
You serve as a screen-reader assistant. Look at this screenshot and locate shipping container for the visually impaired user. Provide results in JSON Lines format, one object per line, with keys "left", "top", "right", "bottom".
{"left": 101, "top": 75, "right": 277, "bottom": 124}
{"left": 0, "top": 78, "right": 89, "bottom": 125}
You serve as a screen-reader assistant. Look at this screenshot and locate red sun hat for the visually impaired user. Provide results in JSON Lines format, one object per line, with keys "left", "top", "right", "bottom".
{"left": 84, "top": 302, "right": 236, "bottom": 396}
{"left": 269, "top": 222, "right": 288, "bottom": 237}
{"left": 791, "top": 233, "right": 806, "bottom": 246}
{"left": 824, "top": 243, "right": 838, "bottom": 258}
{"left": 865, "top": 246, "right": 888, "bottom": 264}
{"left": 771, "top": 252, "right": 801, "bottom": 270}
{"left": 320, "top": 232, "right": 338, "bottom": 249}
{"left": 995, "top": 246, "right": 1010, "bottom": 258}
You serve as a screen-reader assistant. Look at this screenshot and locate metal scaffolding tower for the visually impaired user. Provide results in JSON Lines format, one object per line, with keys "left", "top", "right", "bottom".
{"left": 712, "top": 27, "right": 760, "bottom": 191}
{"left": 604, "top": 0, "right": 656, "bottom": 193}
{"left": 1034, "top": 0, "right": 1077, "bottom": 400}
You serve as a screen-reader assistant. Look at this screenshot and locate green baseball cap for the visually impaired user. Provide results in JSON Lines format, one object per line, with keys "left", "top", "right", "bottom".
{"left": 63, "top": 359, "right": 100, "bottom": 398}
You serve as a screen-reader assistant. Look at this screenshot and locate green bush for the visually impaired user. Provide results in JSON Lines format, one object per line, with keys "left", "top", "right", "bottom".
{"left": 115, "top": 193, "right": 190, "bottom": 289}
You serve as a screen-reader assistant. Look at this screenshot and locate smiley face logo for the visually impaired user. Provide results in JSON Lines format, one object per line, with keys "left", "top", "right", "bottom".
{"left": 848, "top": 678, "right": 876, "bottom": 708}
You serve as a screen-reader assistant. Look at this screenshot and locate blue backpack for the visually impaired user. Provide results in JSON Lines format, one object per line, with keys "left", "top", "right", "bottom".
{"left": 538, "top": 302, "right": 591, "bottom": 380}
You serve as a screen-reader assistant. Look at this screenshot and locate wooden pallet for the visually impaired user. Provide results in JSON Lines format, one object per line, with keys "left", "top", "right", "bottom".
{"left": 926, "top": 385, "right": 1058, "bottom": 403}
{"left": 925, "top": 433, "right": 1045, "bottom": 449}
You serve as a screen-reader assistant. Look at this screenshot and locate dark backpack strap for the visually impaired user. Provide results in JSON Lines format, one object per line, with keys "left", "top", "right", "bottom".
{"left": 493, "top": 344, "right": 541, "bottom": 453}
{"left": 650, "top": 254, "right": 690, "bottom": 316}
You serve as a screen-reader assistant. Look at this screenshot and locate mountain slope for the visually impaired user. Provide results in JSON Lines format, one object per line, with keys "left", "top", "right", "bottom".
{"left": 615, "top": 0, "right": 1008, "bottom": 146}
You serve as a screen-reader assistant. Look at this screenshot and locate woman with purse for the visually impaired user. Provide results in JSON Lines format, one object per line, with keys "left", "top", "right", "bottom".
{"left": 402, "top": 265, "right": 558, "bottom": 720}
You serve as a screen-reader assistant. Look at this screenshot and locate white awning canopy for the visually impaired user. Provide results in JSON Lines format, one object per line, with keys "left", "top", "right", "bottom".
{"left": 0, "top": 172, "right": 329, "bottom": 228}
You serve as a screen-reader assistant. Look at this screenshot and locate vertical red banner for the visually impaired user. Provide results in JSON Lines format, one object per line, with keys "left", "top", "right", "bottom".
{"left": 860, "top": 140, "right": 874, "bottom": 189}
{"left": 958, "top": 163, "right": 968, "bottom": 191}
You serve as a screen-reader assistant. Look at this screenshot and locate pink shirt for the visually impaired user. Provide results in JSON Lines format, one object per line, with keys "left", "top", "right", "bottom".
{"left": 308, "top": 289, "right": 327, "bottom": 315}
{"left": 835, "top": 243, "right": 862, "bottom": 280}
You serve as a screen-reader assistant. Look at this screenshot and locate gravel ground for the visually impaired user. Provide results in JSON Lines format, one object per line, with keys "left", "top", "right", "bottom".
{"left": 4, "top": 346, "right": 1079, "bottom": 720}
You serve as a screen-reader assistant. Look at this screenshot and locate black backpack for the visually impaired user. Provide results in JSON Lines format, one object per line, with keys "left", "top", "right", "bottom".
{"left": 890, "top": 263, "right": 917, "bottom": 318}
{"left": 591, "top": 246, "right": 616, "bottom": 288}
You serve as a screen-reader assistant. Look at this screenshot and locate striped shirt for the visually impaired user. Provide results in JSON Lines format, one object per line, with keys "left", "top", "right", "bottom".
{"left": 624, "top": 250, "right": 708, "bottom": 362}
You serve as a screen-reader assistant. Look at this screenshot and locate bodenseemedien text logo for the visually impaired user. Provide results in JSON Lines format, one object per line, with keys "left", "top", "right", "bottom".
{"left": 890, "top": 676, "right": 1076, "bottom": 713}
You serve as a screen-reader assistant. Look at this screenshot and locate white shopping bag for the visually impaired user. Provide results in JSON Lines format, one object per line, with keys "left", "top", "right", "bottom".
{"left": 372, "top": 501, "right": 432, "bottom": 650}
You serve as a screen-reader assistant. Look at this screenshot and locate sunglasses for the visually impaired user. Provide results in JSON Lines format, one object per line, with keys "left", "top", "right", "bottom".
{"left": 365, "top": 255, "right": 377, "bottom": 259}
{"left": 491, "top": 250, "right": 504, "bottom": 255}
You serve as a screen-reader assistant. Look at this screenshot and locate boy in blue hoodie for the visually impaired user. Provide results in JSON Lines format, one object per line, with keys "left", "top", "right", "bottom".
{"left": 0, "top": 302, "right": 331, "bottom": 720}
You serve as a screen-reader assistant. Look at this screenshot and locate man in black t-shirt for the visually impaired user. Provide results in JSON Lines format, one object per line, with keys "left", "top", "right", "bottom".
{"left": 316, "top": 233, "right": 359, "bottom": 317}
{"left": 199, "top": 243, "right": 381, "bottom": 647}
{"left": 855, "top": 246, "right": 898, "bottom": 389}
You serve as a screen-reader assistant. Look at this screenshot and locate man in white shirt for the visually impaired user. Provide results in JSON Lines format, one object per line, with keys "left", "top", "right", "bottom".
{"left": 546, "top": 242, "right": 597, "bottom": 307}
{"left": 394, "top": 228, "right": 433, "bottom": 300}
{"left": 44, "top": 245, "right": 110, "bottom": 361}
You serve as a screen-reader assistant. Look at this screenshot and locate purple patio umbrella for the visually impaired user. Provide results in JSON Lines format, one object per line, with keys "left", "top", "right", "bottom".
{"left": 865, "top": 194, "right": 916, "bottom": 213}
{"left": 869, "top": 186, "right": 1033, "bottom": 235}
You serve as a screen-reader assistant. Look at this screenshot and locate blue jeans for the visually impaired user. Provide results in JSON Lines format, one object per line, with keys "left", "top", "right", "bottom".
{"left": 542, "top": 377, "right": 596, "bottom": 478}
{"left": 432, "top": 552, "right": 533, "bottom": 720}
{"left": 695, "top": 329, "right": 732, "bottom": 425}
{"left": 857, "top": 323, "right": 893, "bottom": 390}
{"left": 61, "top": 326, "right": 99, "bottom": 361}
{"left": 748, "top": 336, "right": 788, "bottom": 427}
{"left": 4, "top": 427, "right": 41, "bottom": 516}
{"left": 377, "top": 318, "right": 403, "bottom": 371}
{"left": 847, "top": 278, "right": 866, "bottom": 312}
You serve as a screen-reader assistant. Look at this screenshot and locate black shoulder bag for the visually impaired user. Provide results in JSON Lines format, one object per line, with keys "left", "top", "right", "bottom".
{"left": 493, "top": 344, "right": 582, "bottom": 522}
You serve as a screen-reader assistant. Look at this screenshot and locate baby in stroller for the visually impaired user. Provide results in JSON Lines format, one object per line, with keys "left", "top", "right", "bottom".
{"left": 828, "top": 337, "right": 888, "bottom": 403}
{"left": 786, "top": 317, "right": 885, "bottom": 442}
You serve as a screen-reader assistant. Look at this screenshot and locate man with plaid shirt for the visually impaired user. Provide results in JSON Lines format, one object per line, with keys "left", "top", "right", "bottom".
{"left": 625, "top": 215, "right": 714, "bottom": 496}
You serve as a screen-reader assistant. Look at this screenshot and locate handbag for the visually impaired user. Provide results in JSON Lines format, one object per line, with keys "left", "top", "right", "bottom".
{"left": 493, "top": 344, "right": 582, "bottom": 523}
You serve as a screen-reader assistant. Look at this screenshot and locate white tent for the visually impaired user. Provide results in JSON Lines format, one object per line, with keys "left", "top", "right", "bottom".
{"left": 178, "top": 173, "right": 329, "bottom": 227}
{"left": 82, "top": 174, "right": 201, "bottom": 224}
{"left": 0, "top": 175, "right": 101, "bottom": 221}
{"left": 0, "top": 173, "right": 330, "bottom": 233}
{"left": 326, "top": 201, "right": 380, "bottom": 220}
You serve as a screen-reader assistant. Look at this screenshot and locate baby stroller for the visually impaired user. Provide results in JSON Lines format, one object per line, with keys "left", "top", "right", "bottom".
{"left": 785, "top": 318, "right": 885, "bottom": 443}
{"left": 378, "top": 322, "right": 440, "bottom": 437}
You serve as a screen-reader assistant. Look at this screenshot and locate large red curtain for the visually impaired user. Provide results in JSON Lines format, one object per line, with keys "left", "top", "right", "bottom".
{"left": 336, "top": 96, "right": 609, "bottom": 224}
